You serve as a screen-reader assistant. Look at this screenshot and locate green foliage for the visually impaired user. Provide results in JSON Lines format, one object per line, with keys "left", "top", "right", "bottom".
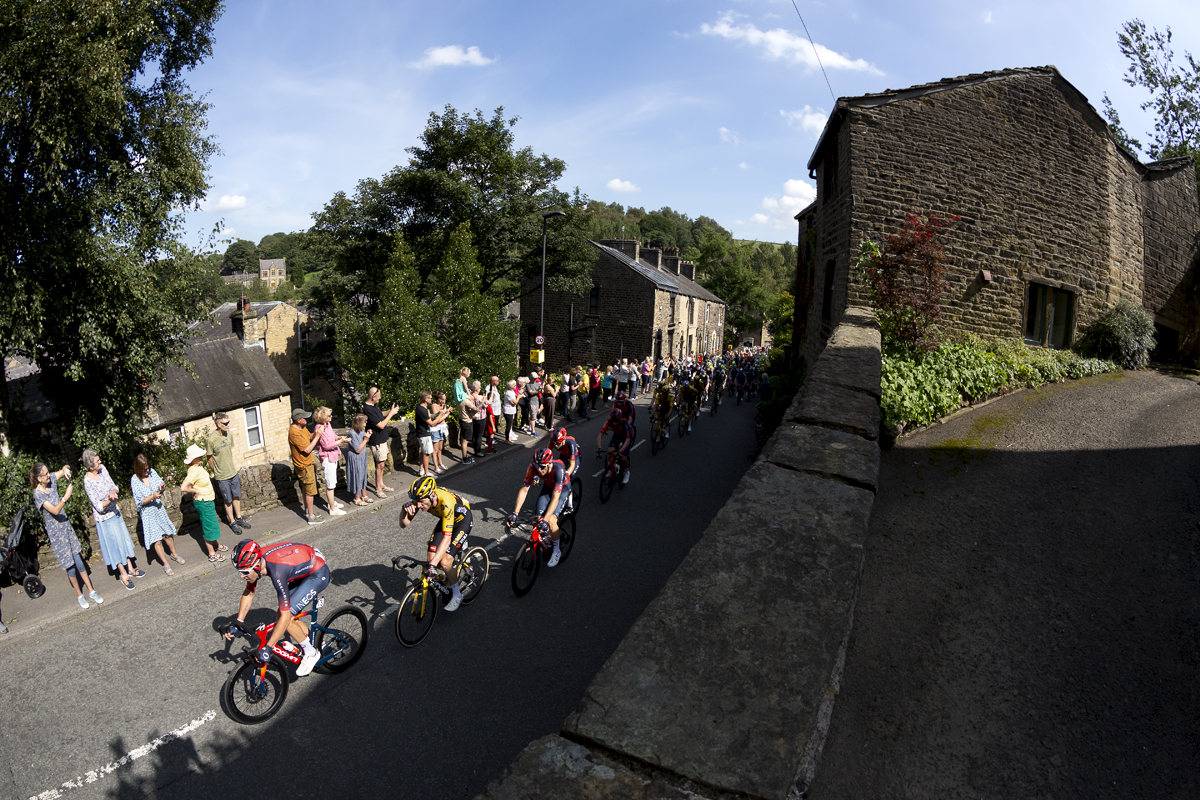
{"left": 881, "top": 336, "right": 1119, "bottom": 428}
{"left": 0, "top": 0, "right": 223, "bottom": 453}
{"left": 766, "top": 292, "right": 795, "bottom": 349}
{"left": 222, "top": 239, "right": 258, "bottom": 273}
{"left": 0, "top": 447, "right": 90, "bottom": 553}
{"left": 1076, "top": 300, "right": 1157, "bottom": 369}
{"left": 755, "top": 357, "right": 806, "bottom": 444}
{"left": 1102, "top": 93, "right": 1144, "bottom": 154}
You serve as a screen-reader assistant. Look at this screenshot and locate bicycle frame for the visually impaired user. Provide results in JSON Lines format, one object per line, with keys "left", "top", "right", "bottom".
{"left": 241, "top": 595, "right": 347, "bottom": 672}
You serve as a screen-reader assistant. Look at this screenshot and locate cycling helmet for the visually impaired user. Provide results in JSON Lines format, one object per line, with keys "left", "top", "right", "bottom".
{"left": 610, "top": 408, "right": 624, "bottom": 423}
{"left": 232, "top": 539, "right": 262, "bottom": 571}
{"left": 552, "top": 427, "right": 568, "bottom": 447}
{"left": 533, "top": 447, "right": 555, "bottom": 468}
{"left": 616, "top": 391, "right": 627, "bottom": 401}
{"left": 409, "top": 475, "right": 437, "bottom": 501}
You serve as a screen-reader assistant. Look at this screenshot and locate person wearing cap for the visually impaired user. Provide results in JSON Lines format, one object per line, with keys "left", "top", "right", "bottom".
{"left": 181, "top": 443, "right": 229, "bottom": 561}
{"left": 288, "top": 408, "right": 325, "bottom": 525}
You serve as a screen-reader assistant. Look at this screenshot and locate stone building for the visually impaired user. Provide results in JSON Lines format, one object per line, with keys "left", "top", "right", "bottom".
{"left": 258, "top": 258, "right": 287, "bottom": 292}
{"left": 793, "top": 65, "right": 1200, "bottom": 364}
{"left": 520, "top": 240, "right": 727, "bottom": 373}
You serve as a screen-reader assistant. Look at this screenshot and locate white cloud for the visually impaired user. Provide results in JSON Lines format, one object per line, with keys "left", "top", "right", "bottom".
{"left": 719, "top": 126, "right": 740, "bottom": 145}
{"left": 984, "top": 11, "right": 993, "bottom": 23}
{"left": 739, "top": 162, "right": 750, "bottom": 169}
{"left": 755, "top": 178, "right": 817, "bottom": 229}
{"left": 701, "top": 13, "right": 882, "bottom": 74}
{"left": 606, "top": 178, "right": 641, "bottom": 193}
{"left": 409, "top": 45, "right": 495, "bottom": 70}
{"left": 219, "top": 227, "right": 236, "bottom": 238}
{"left": 207, "top": 194, "right": 248, "bottom": 212}
{"left": 780, "top": 106, "right": 827, "bottom": 136}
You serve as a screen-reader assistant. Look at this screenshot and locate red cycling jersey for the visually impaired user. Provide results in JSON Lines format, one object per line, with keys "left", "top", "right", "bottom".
{"left": 248, "top": 542, "right": 326, "bottom": 614}
{"left": 523, "top": 459, "right": 569, "bottom": 495}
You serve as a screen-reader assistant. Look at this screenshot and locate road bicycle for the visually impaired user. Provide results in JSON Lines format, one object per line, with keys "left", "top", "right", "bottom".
{"left": 710, "top": 386, "right": 722, "bottom": 416}
{"left": 650, "top": 413, "right": 669, "bottom": 456}
{"left": 508, "top": 513, "right": 577, "bottom": 597}
{"left": 221, "top": 595, "right": 369, "bottom": 724}
{"left": 677, "top": 403, "right": 695, "bottom": 437}
{"left": 596, "top": 447, "right": 629, "bottom": 503}
{"left": 391, "top": 546, "right": 490, "bottom": 646}
{"left": 735, "top": 383, "right": 746, "bottom": 405}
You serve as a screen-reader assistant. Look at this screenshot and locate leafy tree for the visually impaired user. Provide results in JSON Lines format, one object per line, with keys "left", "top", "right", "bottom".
{"left": 244, "top": 278, "right": 271, "bottom": 302}
{"left": 1113, "top": 19, "right": 1200, "bottom": 184}
{"left": 310, "top": 105, "right": 595, "bottom": 311}
{"left": 0, "top": 0, "right": 222, "bottom": 454}
{"left": 639, "top": 212, "right": 678, "bottom": 248}
{"left": 857, "top": 213, "right": 957, "bottom": 352}
{"left": 779, "top": 242, "right": 797, "bottom": 288}
{"left": 766, "top": 292, "right": 795, "bottom": 349}
{"left": 334, "top": 238, "right": 454, "bottom": 416}
{"left": 748, "top": 242, "right": 786, "bottom": 297}
{"left": 1101, "top": 94, "right": 1144, "bottom": 154}
{"left": 222, "top": 239, "right": 258, "bottom": 273}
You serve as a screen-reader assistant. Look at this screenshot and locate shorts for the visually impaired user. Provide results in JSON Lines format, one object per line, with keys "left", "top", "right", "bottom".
{"left": 295, "top": 463, "right": 318, "bottom": 497}
{"left": 607, "top": 436, "right": 630, "bottom": 455}
{"left": 216, "top": 474, "right": 241, "bottom": 506}
{"left": 430, "top": 429, "right": 445, "bottom": 443}
{"left": 370, "top": 441, "right": 390, "bottom": 463}
{"left": 427, "top": 504, "right": 473, "bottom": 559}
{"left": 287, "top": 564, "right": 331, "bottom": 616}
{"left": 535, "top": 487, "right": 568, "bottom": 518}
{"left": 417, "top": 435, "right": 434, "bottom": 455}
{"left": 321, "top": 458, "right": 338, "bottom": 490}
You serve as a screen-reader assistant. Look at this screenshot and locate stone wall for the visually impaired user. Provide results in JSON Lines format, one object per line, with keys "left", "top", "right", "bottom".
{"left": 1141, "top": 162, "right": 1200, "bottom": 357}
{"left": 478, "top": 307, "right": 883, "bottom": 800}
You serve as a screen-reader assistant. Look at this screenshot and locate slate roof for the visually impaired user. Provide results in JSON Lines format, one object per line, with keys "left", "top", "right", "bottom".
{"left": 590, "top": 241, "right": 725, "bottom": 305}
{"left": 4, "top": 356, "right": 55, "bottom": 426}
{"left": 188, "top": 301, "right": 285, "bottom": 344}
{"left": 145, "top": 338, "right": 292, "bottom": 429}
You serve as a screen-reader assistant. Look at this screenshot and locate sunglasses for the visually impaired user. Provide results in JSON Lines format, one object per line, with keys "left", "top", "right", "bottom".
{"left": 237, "top": 567, "right": 255, "bottom": 577}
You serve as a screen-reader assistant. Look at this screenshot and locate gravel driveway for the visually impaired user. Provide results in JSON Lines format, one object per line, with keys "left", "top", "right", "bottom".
{"left": 809, "top": 368, "right": 1200, "bottom": 800}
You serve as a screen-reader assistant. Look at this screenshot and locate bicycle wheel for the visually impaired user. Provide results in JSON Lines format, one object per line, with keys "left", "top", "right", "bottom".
{"left": 556, "top": 515, "right": 577, "bottom": 565}
{"left": 511, "top": 541, "right": 540, "bottom": 597}
{"left": 569, "top": 476, "right": 583, "bottom": 515}
{"left": 314, "top": 605, "right": 369, "bottom": 673}
{"left": 678, "top": 412, "right": 687, "bottom": 437}
{"left": 395, "top": 584, "right": 437, "bottom": 646}
{"left": 225, "top": 659, "right": 289, "bottom": 725}
{"left": 598, "top": 468, "right": 614, "bottom": 504}
{"left": 651, "top": 427, "right": 660, "bottom": 456}
{"left": 458, "top": 547, "right": 490, "bottom": 605}
{"left": 711, "top": 397, "right": 718, "bottom": 416}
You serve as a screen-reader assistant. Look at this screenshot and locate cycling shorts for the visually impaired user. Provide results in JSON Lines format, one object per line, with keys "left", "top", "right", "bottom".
{"left": 287, "top": 564, "right": 330, "bottom": 617}
{"left": 428, "top": 505, "right": 473, "bottom": 559}
{"left": 535, "top": 488, "right": 568, "bottom": 518}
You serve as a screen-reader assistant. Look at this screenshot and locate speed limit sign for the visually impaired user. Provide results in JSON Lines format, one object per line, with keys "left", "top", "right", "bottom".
{"left": 534, "top": 334, "right": 546, "bottom": 347}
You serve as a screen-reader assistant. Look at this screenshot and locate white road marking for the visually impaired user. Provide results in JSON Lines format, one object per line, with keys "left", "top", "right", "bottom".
{"left": 632, "top": 439, "right": 646, "bottom": 451}
{"left": 30, "top": 710, "right": 217, "bottom": 800}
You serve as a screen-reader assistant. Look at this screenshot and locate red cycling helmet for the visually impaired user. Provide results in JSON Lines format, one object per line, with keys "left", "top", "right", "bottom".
{"left": 616, "top": 391, "right": 628, "bottom": 401}
{"left": 232, "top": 539, "right": 261, "bottom": 571}
{"left": 610, "top": 408, "right": 624, "bottom": 423}
{"left": 533, "top": 447, "right": 555, "bottom": 468}
{"left": 552, "top": 427, "right": 568, "bottom": 447}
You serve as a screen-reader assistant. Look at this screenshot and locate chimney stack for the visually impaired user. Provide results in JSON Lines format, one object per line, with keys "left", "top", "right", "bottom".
{"left": 640, "top": 246, "right": 662, "bottom": 268}
{"left": 680, "top": 260, "right": 696, "bottom": 281}
{"left": 599, "top": 239, "right": 639, "bottom": 261}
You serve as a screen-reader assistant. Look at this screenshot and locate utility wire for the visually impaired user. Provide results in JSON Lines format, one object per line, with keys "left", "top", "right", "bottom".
{"left": 791, "top": 0, "right": 835, "bottom": 101}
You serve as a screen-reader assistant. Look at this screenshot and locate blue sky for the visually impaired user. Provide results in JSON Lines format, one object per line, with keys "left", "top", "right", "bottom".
{"left": 182, "top": 0, "right": 1200, "bottom": 250}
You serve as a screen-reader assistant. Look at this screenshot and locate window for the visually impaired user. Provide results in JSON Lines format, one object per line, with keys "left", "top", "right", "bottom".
{"left": 688, "top": 334, "right": 694, "bottom": 354}
{"left": 244, "top": 405, "right": 264, "bottom": 449}
{"left": 821, "top": 134, "right": 839, "bottom": 200}
{"left": 688, "top": 298, "right": 695, "bottom": 325}
{"left": 1024, "top": 283, "right": 1075, "bottom": 349}
{"left": 821, "top": 259, "right": 836, "bottom": 324}
{"left": 589, "top": 285, "right": 600, "bottom": 314}
{"left": 669, "top": 294, "right": 677, "bottom": 325}
{"left": 705, "top": 304, "right": 710, "bottom": 323}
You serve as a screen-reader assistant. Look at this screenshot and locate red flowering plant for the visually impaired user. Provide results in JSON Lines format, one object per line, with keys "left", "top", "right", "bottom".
{"left": 857, "top": 212, "right": 959, "bottom": 353}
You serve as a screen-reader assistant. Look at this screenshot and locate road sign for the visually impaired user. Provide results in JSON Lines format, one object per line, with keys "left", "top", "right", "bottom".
{"left": 529, "top": 349, "right": 545, "bottom": 364}
{"left": 534, "top": 334, "right": 546, "bottom": 347}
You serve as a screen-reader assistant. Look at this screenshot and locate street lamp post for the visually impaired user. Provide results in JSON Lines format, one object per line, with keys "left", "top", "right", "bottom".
{"left": 540, "top": 210, "right": 567, "bottom": 344}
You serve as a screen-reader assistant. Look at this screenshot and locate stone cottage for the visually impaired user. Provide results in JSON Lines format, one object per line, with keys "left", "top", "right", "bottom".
{"left": 793, "top": 65, "right": 1200, "bottom": 364}
{"left": 521, "top": 240, "right": 727, "bottom": 372}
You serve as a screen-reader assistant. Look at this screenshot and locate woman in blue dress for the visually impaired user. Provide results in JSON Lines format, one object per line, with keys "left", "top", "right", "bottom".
{"left": 82, "top": 449, "right": 144, "bottom": 590}
{"left": 30, "top": 462, "right": 104, "bottom": 609}
{"left": 131, "top": 453, "right": 185, "bottom": 575}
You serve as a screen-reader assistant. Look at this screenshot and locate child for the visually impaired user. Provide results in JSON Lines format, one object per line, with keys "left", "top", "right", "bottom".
{"left": 181, "top": 444, "right": 227, "bottom": 562}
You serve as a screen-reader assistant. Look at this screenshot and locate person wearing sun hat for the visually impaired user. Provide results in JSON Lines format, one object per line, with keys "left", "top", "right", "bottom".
{"left": 181, "top": 443, "right": 227, "bottom": 561}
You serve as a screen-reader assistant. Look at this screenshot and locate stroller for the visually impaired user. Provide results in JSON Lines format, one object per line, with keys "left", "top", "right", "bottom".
{"left": 0, "top": 506, "right": 46, "bottom": 599}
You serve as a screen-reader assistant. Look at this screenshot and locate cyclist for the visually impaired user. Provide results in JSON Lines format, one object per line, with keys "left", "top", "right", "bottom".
{"left": 596, "top": 408, "right": 634, "bottom": 486}
{"left": 692, "top": 371, "right": 708, "bottom": 409}
{"left": 733, "top": 366, "right": 748, "bottom": 400}
{"left": 506, "top": 448, "right": 570, "bottom": 567}
{"left": 612, "top": 391, "right": 636, "bottom": 428}
{"left": 550, "top": 427, "right": 581, "bottom": 512}
{"left": 226, "top": 539, "right": 330, "bottom": 676}
{"left": 711, "top": 365, "right": 726, "bottom": 400}
{"left": 399, "top": 476, "right": 472, "bottom": 612}
{"left": 651, "top": 381, "right": 673, "bottom": 441}
{"left": 678, "top": 379, "right": 699, "bottom": 432}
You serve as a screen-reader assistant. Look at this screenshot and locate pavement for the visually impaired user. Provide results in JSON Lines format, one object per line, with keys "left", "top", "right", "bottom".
{"left": 0, "top": 406, "right": 595, "bottom": 639}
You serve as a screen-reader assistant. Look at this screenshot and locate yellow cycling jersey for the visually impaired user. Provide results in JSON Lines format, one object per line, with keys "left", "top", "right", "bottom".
{"left": 426, "top": 487, "right": 469, "bottom": 536}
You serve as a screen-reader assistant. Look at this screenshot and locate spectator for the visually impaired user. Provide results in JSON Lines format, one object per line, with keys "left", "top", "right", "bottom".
{"left": 525, "top": 373, "right": 542, "bottom": 433}
{"left": 414, "top": 391, "right": 434, "bottom": 476}
{"left": 503, "top": 379, "right": 519, "bottom": 442}
{"left": 617, "top": 359, "right": 631, "bottom": 396}
{"left": 31, "top": 461, "right": 103, "bottom": 609}
{"left": 205, "top": 411, "right": 250, "bottom": 535}
{"left": 601, "top": 365, "right": 615, "bottom": 404}
{"left": 472, "top": 380, "right": 490, "bottom": 454}
{"left": 485, "top": 376, "right": 502, "bottom": 452}
{"left": 364, "top": 387, "right": 400, "bottom": 498}
{"left": 576, "top": 366, "right": 590, "bottom": 420}
{"left": 588, "top": 365, "right": 601, "bottom": 411}
{"left": 517, "top": 377, "right": 531, "bottom": 433}
{"left": 314, "top": 406, "right": 348, "bottom": 516}
{"left": 81, "top": 449, "right": 145, "bottom": 588}
{"left": 287, "top": 408, "right": 325, "bottom": 525}
{"left": 130, "top": 454, "right": 184, "bottom": 575}
{"left": 542, "top": 376, "right": 557, "bottom": 430}
{"left": 457, "top": 385, "right": 481, "bottom": 464}
{"left": 347, "top": 413, "right": 370, "bottom": 505}
{"left": 181, "top": 444, "right": 230, "bottom": 560}
{"left": 559, "top": 369, "right": 573, "bottom": 422}
{"left": 430, "top": 391, "right": 451, "bottom": 473}
{"left": 453, "top": 366, "right": 471, "bottom": 404}
{"left": 641, "top": 358, "right": 652, "bottom": 393}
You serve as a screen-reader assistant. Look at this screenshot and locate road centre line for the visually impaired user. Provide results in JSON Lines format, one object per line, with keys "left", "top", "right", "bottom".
{"left": 30, "top": 710, "right": 217, "bottom": 800}
{"left": 632, "top": 438, "right": 646, "bottom": 451}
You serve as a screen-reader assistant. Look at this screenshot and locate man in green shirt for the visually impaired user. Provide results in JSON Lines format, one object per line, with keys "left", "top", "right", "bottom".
{"left": 207, "top": 411, "right": 252, "bottom": 534}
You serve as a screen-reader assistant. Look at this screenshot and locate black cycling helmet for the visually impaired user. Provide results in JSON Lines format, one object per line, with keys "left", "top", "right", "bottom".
{"left": 232, "top": 539, "right": 261, "bottom": 571}
{"left": 533, "top": 447, "right": 555, "bottom": 468}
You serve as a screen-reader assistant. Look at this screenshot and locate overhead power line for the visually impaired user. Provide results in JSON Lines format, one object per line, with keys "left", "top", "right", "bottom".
{"left": 791, "top": 0, "right": 836, "bottom": 102}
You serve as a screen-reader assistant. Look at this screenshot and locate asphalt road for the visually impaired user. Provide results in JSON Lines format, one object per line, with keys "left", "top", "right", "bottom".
{"left": 809, "top": 368, "right": 1200, "bottom": 800}
{"left": 1, "top": 394, "right": 758, "bottom": 800}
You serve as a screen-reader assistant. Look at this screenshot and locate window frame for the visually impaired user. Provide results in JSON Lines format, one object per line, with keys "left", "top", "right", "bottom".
{"left": 1023, "top": 282, "right": 1075, "bottom": 349}
{"left": 243, "top": 405, "right": 264, "bottom": 450}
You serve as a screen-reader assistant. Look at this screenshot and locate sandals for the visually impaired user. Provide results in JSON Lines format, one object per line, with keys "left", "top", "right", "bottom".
{"left": 164, "top": 565, "right": 175, "bottom": 576}
{"left": 353, "top": 498, "right": 368, "bottom": 506}
{"left": 216, "top": 543, "right": 230, "bottom": 552}
{"left": 364, "top": 495, "right": 375, "bottom": 504}
{"left": 208, "top": 554, "right": 226, "bottom": 563}
{"left": 169, "top": 554, "right": 186, "bottom": 564}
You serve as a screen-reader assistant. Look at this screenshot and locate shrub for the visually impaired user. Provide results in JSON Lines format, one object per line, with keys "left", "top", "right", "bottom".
{"left": 1076, "top": 300, "right": 1156, "bottom": 369}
